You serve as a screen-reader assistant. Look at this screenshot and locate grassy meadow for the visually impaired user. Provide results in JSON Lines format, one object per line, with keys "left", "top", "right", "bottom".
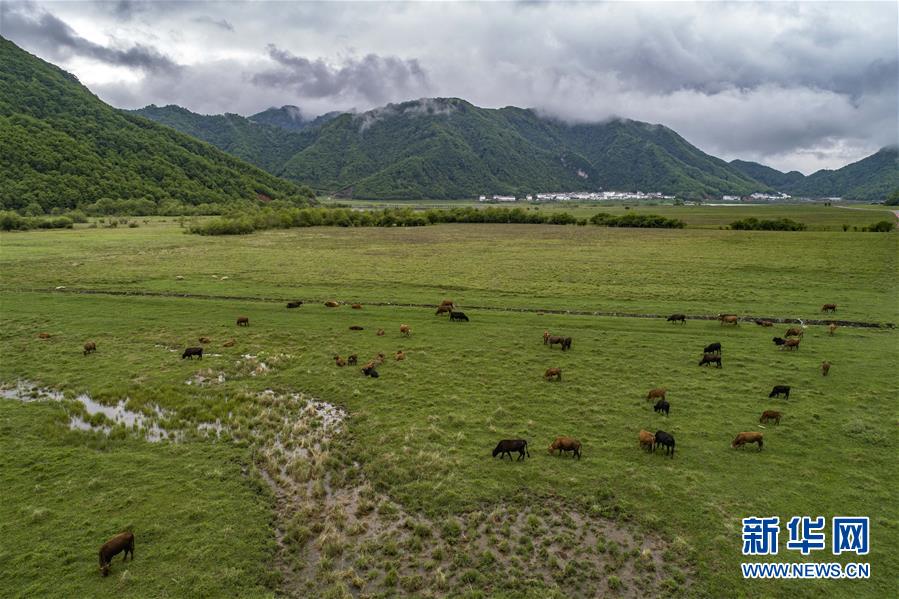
{"left": 1, "top": 218, "right": 897, "bottom": 598}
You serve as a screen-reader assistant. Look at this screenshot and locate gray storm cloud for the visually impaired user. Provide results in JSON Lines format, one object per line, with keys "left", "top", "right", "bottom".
{"left": 0, "top": 0, "right": 895, "bottom": 173}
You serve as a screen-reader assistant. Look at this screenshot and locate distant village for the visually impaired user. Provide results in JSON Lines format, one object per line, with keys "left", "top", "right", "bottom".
{"left": 477, "top": 190, "right": 795, "bottom": 203}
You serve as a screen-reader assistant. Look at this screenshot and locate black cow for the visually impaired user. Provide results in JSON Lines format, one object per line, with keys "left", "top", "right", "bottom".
{"left": 654, "top": 399, "right": 670, "bottom": 416}
{"left": 362, "top": 366, "right": 379, "bottom": 378}
{"left": 703, "top": 342, "right": 722, "bottom": 354}
{"left": 450, "top": 311, "right": 470, "bottom": 322}
{"left": 347, "top": 354, "right": 357, "bottom": 366}
{"left": 698, "top": 353, "right": 722, "bottom": 368}
{"left": 772, "top": 337, "right": 786, "bottom": 346}
{"left": 182, "top": 347, "right": 203, "bottom": 360}
{"left": 768, "top": 385, "right": 791, "bottom": 399}
{"left": 286, "top": 301, "right": 303, "bottom": 309}
{"left": 492, "top": 439, "right": 530, "bottom": 461}
{"left": 667, "top": 314, "right": 686, "bottom": 324}
{"left": 654, "top": 430, "right": 675, "bottom": 457}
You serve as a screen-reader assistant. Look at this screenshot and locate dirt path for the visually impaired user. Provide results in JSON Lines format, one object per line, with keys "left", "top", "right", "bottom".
{"left": 5, "top": 287, "right": 894, "bottom": 328}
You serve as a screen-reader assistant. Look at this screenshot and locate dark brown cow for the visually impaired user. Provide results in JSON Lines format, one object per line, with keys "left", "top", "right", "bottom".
{"left": 821, "top": 360, "right": 831, "bottom": 376}
{"left": 435, "top": 305, "right": 453, "bottom": 316}
{"left": 400, "top": 324, "right": 411, "bottom": 337}
{"left": 199, "top": 337, "right": 211, "bottom": 344}
{"left": 347, "top": 354, "right": 358, "bottom": 366}
{"left": 544, "top": 367, "right": 562, "bottom": 381}
{"left": 351, "top": 303, "right": 363, "bottom": 310}
{"left": 38, "top": 332, "right": 51, "bottom": 339}
{"left": 667, "top": 314, "right": 686, "bottom": 324}
{"left": 182, "top": 347, "right": 203, "bottom": 360}
{"left": 698, "top": 353, "right": 722, "bottom": 367}
{"left": 754, "top": 319, "right": 774, "bottom": 327}
{"left": 759, "top": 410, "right": 782, "bottom": 425}
{"left": 286, "top": 301, "right": 303, "bottom": 309}
{"left": 782, "top": 337, "right": 801, "bottom": 351}
{"left": 349, "top": 325, "right": 364, "bottom": 331}
{"left": 548, "top": 436, "right": 581, "bottom": 459}
{"left": 492, "top": 439, "right": 529, "bottom": 460}
{"left": 547, "top": 335, "right": 572, "bottom": 351}
{"left": 236, "top": 316, "right": 249, "bottom": 326}
{"left": 334, "top": 355, "right": 347, "bottom": 367}
{"left": 732, "top": 432, "right": 764, "bottom": 450}
{"left": 99, "top": 531, "right": 134, "bottom": 576}
{"left": 821, "top": 303, "right": 837, "bottom": 313}
{"left": 83, "top": 341, "right": 97, "bottom": 355}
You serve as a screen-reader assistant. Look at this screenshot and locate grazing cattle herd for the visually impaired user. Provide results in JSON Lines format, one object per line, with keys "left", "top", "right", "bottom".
{"left": 74, "top": 296, "right": 842, "bottom": 577}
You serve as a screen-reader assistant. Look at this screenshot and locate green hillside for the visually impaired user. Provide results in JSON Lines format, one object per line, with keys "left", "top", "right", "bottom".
{"left": 248, "top": 105, "right": 341, "bottom": 132}
{"left": 0, "top": 37, "right": 315, "bottom": 213}
{"left": 730, "top": 148, "right": 899, "bottom": 201}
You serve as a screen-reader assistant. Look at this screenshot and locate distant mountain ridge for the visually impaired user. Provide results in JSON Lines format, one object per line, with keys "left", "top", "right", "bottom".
{"left": 730, "top": 148, "right": 899, "bottom": 201}
{"left": 135, "top": 98, "right": 772, "bottom": 200}
{"left": 248, "top": 105, "right": 341, "bottom": 132}
{"left": 0, "top": 37, "right": 315, "bottom": 212}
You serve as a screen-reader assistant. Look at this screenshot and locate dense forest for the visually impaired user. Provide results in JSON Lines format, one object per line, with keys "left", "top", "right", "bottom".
{"left": 0, "top": 37, "right": 316, "bottom": 214}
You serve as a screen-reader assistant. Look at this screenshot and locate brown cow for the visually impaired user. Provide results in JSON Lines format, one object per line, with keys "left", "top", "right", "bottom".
{"left": 732, "top": 431, "right": 764, "bottom": 450}
{"left": 821, "top": 360, "right": 831, "bottom": 376}
{"left": 223, "top": 339, "right": 235, "bottom": 347}
{"left": 99, "top": 531, "right": 134, "bottom": 576}
{"left": 440, "top": 299, "right": 455, "bottom": 308}
{"left": 435, "top": 305, "right": 453, "bottom": 316}
{"left": 38, "top": 332, "right": 51, "bottom": 339}
{"left": 395, "top": 351, "right": 406, "bottom": 361}
{"left": 548, "top": 436, "right": 581, "bottom": 459}
{"left": 199, "top": 337, "right": 211, "bottom": 344}
{"left": 718, "top": 314, "right": 739, "bottom": 325}
{"left": 543, "top": 330, "right": 551, "bottom": 345}
{"left": 754, "top": 319, "right": 774, "bottom": 327}
{"left": 828, "top": 323, "right": 837, "bottom": 336}
{"left": 638, "top": 430, "right": 655, "bottom": 452}
{"left": 759, "top": 410, "right": 782, "bottom": 425}
{"left": 784, "top": 327, "right": 804, "bottom": 337}
{"left": 83, "top": 341, "right": 97, "bottom": 355}
{"left": 351, "top": 303, "right": 363, "bottom": 310}
{"left": 646, "top": 388, "right": 666, "bottom": 402}
{"left": 376, "top": 329, "right": 385, "bottom": 336}
{"left": 347, "top": 354, "right": 357, "bottom": 366}
{"left": 821, "top": 303, "right": 837, "bottom": 313}
{"left": 400, "top": 324, "right": 411, "bottom": 337}
{"left": 236, "top": 316, "right": 249, "bottom": 326}
{"left": 324, "top": 301, "right": 339, "bottom": 308}
{"left": 698, "top": 353, "right": 722, "bottom": 367}
{"left": 334, "top": 355, "right": 347, "bottom": 367}
{"left": 544, "top": 367, "right": 562, "bottom": 381}
{"left": 782, "top": 337, "right": 801, "bottom": 351}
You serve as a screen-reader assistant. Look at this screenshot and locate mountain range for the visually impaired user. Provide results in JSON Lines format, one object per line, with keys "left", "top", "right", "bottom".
{"left": 0, "top": 37, "right": 315, "bottom": 213}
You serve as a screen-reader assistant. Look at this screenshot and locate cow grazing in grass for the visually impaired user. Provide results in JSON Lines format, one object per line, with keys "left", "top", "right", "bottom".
{"left": 395, "top": 351, "right": 406, "bottom": 361}
{"left": 544, "top": 367, "right": 562, "bottom": 381}
{"left": 236, "top": 316, "right": 249, "bottom": 326}
{"left": 83, "top": 341, "right": 97, "bottom": 355}
{"left": 324, "top": 301, "right": 339, "bottom": 308}
{"left": 769, "top": 385, "right": 790, "bottom": 399}
{"left": 376, "top": 329, "right": 385, "bottom": 336}
{"left": 821, "top": 360, "right": 831, "bottom": 376}
{"left": 199, "top": 337, "right": 211, "bottom": 344}
{"left": 548, "top": 437, "right": 581, "bottom": 459}
{"left": 646, "top": 388, "right": 667, "bottom": 402}
{"left": 547, "top": 335, "right": 572, "bottom": 351}
{"left": 718, "top": 314, "right": 739, "bottom": 325}
{"left": 772, "top": 337, "right": 786, "bottom": 346}
{"left": 223, "top": 339, "right": 235, "bottom": 347}
{"left": 362, "top": 365, "right": 379, "bottom": 378}
{"left": 286, "top": 301, "right": 303, "bottom": 309}
{"left": 349, "top": 325, "right": 364, "bottom": 331}
{"left": 732, "top": 432, "right": 764, "bottom": 450}
{"left": 821, "top": 303, "right": 837, "bottom": 313}
{"left": 400, "top": 324, "right": 411, "bottom": 337}
{"left": 38, "top": 332, "right": 51, "bottom": 339}
{"left": 667, "top": 314, "right": 686, "bottom": 324}
{"left": 493, "top": 439, "right": 529, "bottom": 461}
{"left": 99, "top": 531, "right": 134, "bottom": 576}
{"left": 351, "top": 303, "right": 363, "bottom": 309}
{"left": 828, "top": 323, "right": 837, "bottom": 336}
{"left": 759, "top": 410, "right": 781, "bottom": 425}
{"left": 784, "top": 327, "right": 803, "bottom": 338}
{"left": 654, "top": 399, "right": 670, "bottom": 416}
{"left": 334, "top": 355, "right": 346, "bottom": 367}
{"left": 440, "top": 300, "right": 455, "bottom": 309}
{"left": 703, "top": 342, "right": 722, "bottom": 354}
{"left": 755, "top": 319, "right": 774, "bottom": 327}
{"left": 639, "top": 430, "right": 655, "bottom": 452}
{"left": 450, "top": 311, "right": 469, "bottom": 322}
{"left": 654, "top": 430, "right": 675, "bottom": 457}
{"left": 543, "top": 330, "right": 551, "bottom": 345}
{"left": 435, "top": 305, "right": 453, "bottom": 316}
{"left": 182, "top": 347, "right": 203, "bottom": 360}
{"left": 347, "top": 354, "right": 357, "bottom": 366}
{"left": 782, "top": 337, "right": 801, "bottom": 351}
{"left": 698, "top": 353, "right": 722, "bottom": 368}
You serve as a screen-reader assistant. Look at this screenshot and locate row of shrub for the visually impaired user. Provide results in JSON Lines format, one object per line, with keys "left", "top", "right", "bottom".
{"left": 729, "top": 217, "right": 807, "bottom": 231}
{"left": 0, "top": 211, "right": 74, "bottom": 231}
{"left": 189, "top": 207, "right": 687, "bottom": 235}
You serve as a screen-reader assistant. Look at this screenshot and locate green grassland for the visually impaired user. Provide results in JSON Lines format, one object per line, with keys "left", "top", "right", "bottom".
{"left": 1, "top": 221, "right": 897, "bottom": 597}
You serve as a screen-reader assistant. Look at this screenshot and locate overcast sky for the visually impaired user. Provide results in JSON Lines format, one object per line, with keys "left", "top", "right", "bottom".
{"left": 2, "top": 0, "right": 896, "bottom": 173}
